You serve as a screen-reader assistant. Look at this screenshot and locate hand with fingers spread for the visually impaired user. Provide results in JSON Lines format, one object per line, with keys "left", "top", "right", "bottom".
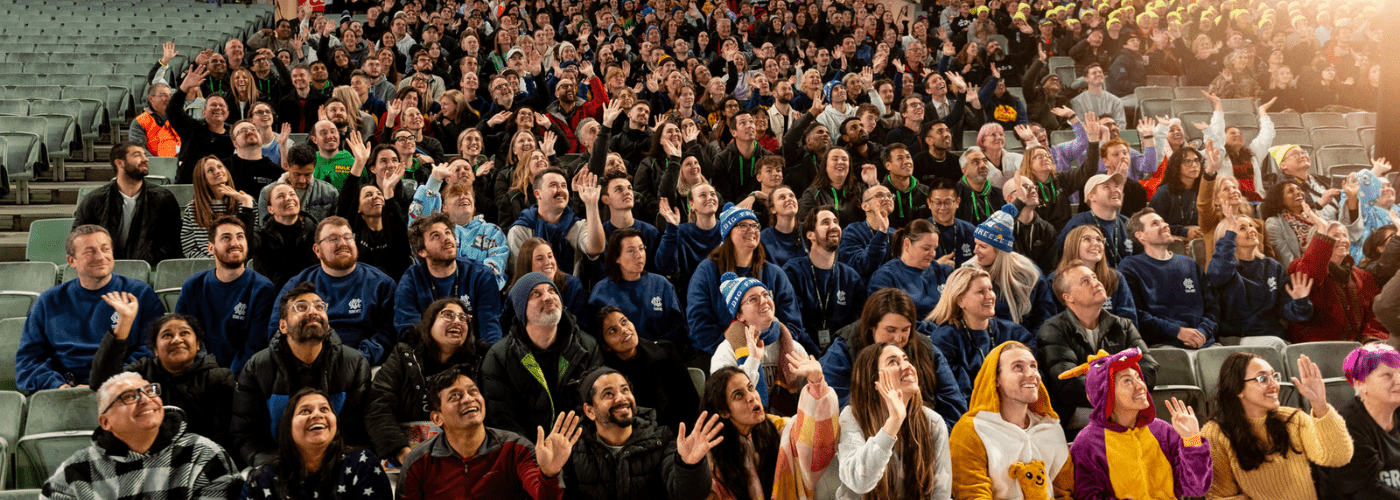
{"left": 1258, "top": 96, "right": 1277, "bottom": 116}
{"left": 877, "top": 373, "right": 908, "bottom": 437}
{"left": 542, "top": 131, "right": 558, "bottom": 154}
{"left": 1082, "top": 112, "right": 1101, "bottom": 140}
{"left": 1372, "top": 157, "right": 1393, "bottom": 177}
{"left": 180, "top": 64, "right": 209, "bottom": 94}
{"left": 658, "top": 197, "right": 683, "bottom": 226}
{"left": 1202, "top": 139, "right": 1221, "bottom": 174}
{"left": 785, "top": 351, "right": 824, "bottom": 386}
{"left": 1137, "top": 117, "right": 1156, "bottom": 140}
{"left": 1013, "top": 124, "right": 1036, "bottom": 145}
{"left": 602, "top": 99, "right": 623, "bottom": 127}
{"left": 1165, "top": 397, "right": 1199, "bottom": 438}
{"left": 1050, "top": 106, "right": 1076, "bottom": 120}
{"left": 101, "top": 292, "right": 140, "bottom": 340}
{"left": 161, "top": 41, "right": 180, "bottom": 66}
{"left": 536, "top": 411, "right": 583, "bottom": 477}
{"left": 1292, "top": 354, "right": 1330, "bottom": 416}
{"left": 345, "top": 129, "right": 370, "bottom": 160}
{"left": 809, "top": 91, "right": 826, "bottom": 117}
{"left": 1286, "top": 272, "right": 1313, "bottom": 300}
{"left": 676, "top": 412, "right": 725, "bottom": 465}
{"left": 1199, "top": 89, "right": 1222, "bottom": 110}
{"left": 488, "top": 110, "right": 514, "bottom": 127}
{"left": 575, "top": 169, "right": 601, "bottom": 205}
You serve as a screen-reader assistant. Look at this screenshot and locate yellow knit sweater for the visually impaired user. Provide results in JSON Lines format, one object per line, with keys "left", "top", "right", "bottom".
{"left": 1201, "top": 406, "right": 1354, "bottom": 500}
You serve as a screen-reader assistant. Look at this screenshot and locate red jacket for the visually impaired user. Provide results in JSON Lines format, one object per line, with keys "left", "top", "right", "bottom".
{"left": 399, "top": 427, "right": 563, "bottom": 500}
{"left": 1287, "top": 234, "right": 1388, "bottom": 343}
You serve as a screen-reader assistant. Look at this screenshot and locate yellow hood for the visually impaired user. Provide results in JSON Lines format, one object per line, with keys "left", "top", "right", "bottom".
{"left": 966, "top": 341, "right": 1058, "bottom": 419}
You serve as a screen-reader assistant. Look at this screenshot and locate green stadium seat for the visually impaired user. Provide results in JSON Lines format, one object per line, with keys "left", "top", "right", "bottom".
{"left": 1196, "top": 345, "right": 1299, "bottom": 415}
{"left": 1311, "top": 128, "right": 1361, "bottom": 150}
{"left": 0, "top": 133, "right": 40, "bottom": 205}
{"left": 0, "top": 74, "right": 40, "bottom": 87}
{"left": 147, "top": 156, "right": 178, "bottom": 186}
{"left": 1302, "top": 112, "right": 1346, "bottom": 130}
{"left": 0, "top": 489, "right": 41, "bottom": 499}
{"left": 1220, "top": 98, "right": 1255, "bottom": 115}
{"left": 60, "top": 86, "right": 110, "bottom": 149}
{"left": 688, "top": 367, "right": 705, "bottom": 397}
{"left": 0, "top": 390, "right": 26, "bottom": 489}
{"left": 19, "top": 109, "right": 75, "bottom": 181}
{"left": 25, "top": 218, "right": 75, "bottom": 267}
{"left": 0, "top": 262, "right": 58, "bottom": 319}
{"left": 165, "top": 184, "right": 194, "bottom": 208}
{"left": 0, "top": 319, "right": 22, "bottom": 392}
{"left": 15, "top": 387, "right": 98, "bottom": 489}
{"left": 29, "top": 99, "right": 85, "bottom": 168}
{"left": 5, "top": 53, "right": 47, "bottom": 64}
{"left": 1346, "top": 112, "right": 1376, "bottom": 129}
{"left": 152, "top": 258, "right": 214, "bottom": 290}
{"left": 0, "top": 99, "right": 30, "bottom": 117}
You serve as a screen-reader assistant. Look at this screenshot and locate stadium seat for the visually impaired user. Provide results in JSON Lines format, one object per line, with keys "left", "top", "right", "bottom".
{"left": 688, "top": 367, "right": 705, "bottom": 397}
{"left": 1144, "top": 75, "right": 1177, "bottom": 87}
{"left": 1054, "top": 66, "right": 1075, "bottom": 87}
{"left": 1272, "top": 128, "right": 1313, "bottom": 150}
{"left": 85, "top": 74, "right": 136, "bottom": 129}
{"left": 1268, "top": 111, "right": 1303, "bottom": 129}
{"left": 1047, "top": 56, "right": 1074, "bottom": 74}
{"left": 1220, "top": 98, "right": 1255, "bottom": 115}
{"left": 0, "top": 99, "right": 29, "bottom": 117}
{"left": 1139, "top": 99, "right": 1172, "bottom": 120}
{"left": 1345, "top": 112, "right": 1377, "bottom": 130}
{"left": 6, "top": 85, "right": 63, "bottom": 102}
{"left": 15, "top": 388, "right": 99, "bottom": 489}
{"left": 76, "top": 185, "right": 99, "bottom": 207}
{"left": 61, "top": 259, "right": 150, "bottom": 285}
{"left": 1152, "top": 387, "right": 1206, "bottom": 423}
{"left": 1317, "top": 148, "right": 1371, "bottom": 174}
{"left": 1301, "top": 112, "right": 1347, "bottom": 130}
{"left": 1170, "top": 99, "right": 1212, "bottom": 116}
{"left": 1049, "top": 130, "right": 1076, "bottom": 146}
{"left": 25, "top": 218, "right": 74, "bottom": 267}
{"left": 28, "top": 99, "right": 85, "bottom": 169}
{"left": 22, "top": 62, "right": 70, "bottom": 75}
{"left": 58, "top": 87, "right": 109, "bottom": 157}
{"left": 152, "top": 258, "right": 214, "bottom": 290}
{"left": 1173, "top": 86, "right": 1208, "bottom": 99}
{"left": 1282, "top": 341, "right": 1360, "bottom": 380}
{"left": 1222, "top": 112, "right": 1257, "bottom": 129}
{"left": 5, "top": 53, "right": 47, "bottom": 64}
{"left": 1178, "top": 112, "right": 1212, "bottom": 141}
{"left": 1188, "top": 238, "right": 1207, "bottom": 269}
{"left": 0, "top": 319, "right": 22, "bottom": 392}
{"left": 1310, "top": 128, "right": 1361, "bottom": 150}
{"left": 1147, "top": 347, "right": 1198, "bottom": 387}
{"left": 158, "top": 287, "right": 180, "bottom": 313}
{"left": 147, "top": 156, "right": 178, "bottom": 186}
{"left": 1361, "top": 128, "right": 1376, "bottom": 156}
{"left": 1134, "top": 86, "right": 1174, "bottom": 102}
{"left": 0, "top": 74, "right": 39, "bottom": 87}
{"left": 0, "top": 390, "right": 25, "bottom": 489}
{"left": 166, "top": 183, "right": 194, "bottom": 207}
{"left": 0, "top": 262, "right": 58, "bottom": 319}
{"left": 0, "top": 133, "right": 40, "bottom": 205}
{"left": 1119, "top": 130, "right": 1140, "bottom": 150}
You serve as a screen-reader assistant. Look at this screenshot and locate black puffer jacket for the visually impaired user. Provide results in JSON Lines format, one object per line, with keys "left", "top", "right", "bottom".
{"left": 230, "top": 332, "right": 371, "bottom": 467}
{"left": 1037, "top": 309, "right": 1158, "bottom": 425}
{"left": 480, "top": 311, "right": 603, "bottom": 437}
{"left": 89, "top": 334, "right": 237, "bottom": 448}
{"left": 602, "top": 340, "right": 700, "bottom": 431}
{"left": 365, "top": 340, "right": 487, "bottom": 461}
{"left": 562, "top": 408, "right": 712, "bottom": 500}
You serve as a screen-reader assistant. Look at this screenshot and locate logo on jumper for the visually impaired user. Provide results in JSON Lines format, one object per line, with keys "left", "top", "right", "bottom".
{"left": 110, "top": 312, "right": 120, "bottom": 328}
{"left": 938, "top": 284, "right": 947, "bottom": 294}
{"left": 1183, "top": 278, "right": 1196, "bottom": 294}
{"left": 961, "top": 244, "right": 971, "bottom": 257}
{"left": 1381, "top": 469, "right": 1400, "bottom": 489}
{"left": 651, "top": 296, "right": 663, "bottom": 311}
{"left": 233, "top": 303, "right": 247, "bottom": 320}
{"left": 1125, "top": 238, "right": 1134, "bottom": 253}
{"left": 348, "top": 298, "right": 362, "bottom": 313}
{"left": 836, "top": 290, "right": 847, "bottom": 305}
{"left": 1267, "top": 276, "right": 1278, "bottom": 293}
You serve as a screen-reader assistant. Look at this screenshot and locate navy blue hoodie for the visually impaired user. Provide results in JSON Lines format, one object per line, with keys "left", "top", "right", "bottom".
{"left": 393, "top": 258, "right": 505, "bottom": 344}
{"left": 782, "top": 256, "right": 865, "bottom": 350}
{"left": 868, "top": 260, "right": 955, "bottom": 318}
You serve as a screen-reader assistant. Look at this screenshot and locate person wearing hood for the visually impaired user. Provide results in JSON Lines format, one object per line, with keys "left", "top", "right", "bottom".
{"left": 1060, "top": 348, "right": 1212, "bottom": 499}
{"left": 950, "top": 341, "right": 1074, "bottom": 500}
{"left": 480, "top": 272, "right": 603, "bottom": 438}
{"left": 687, "top": 203, "right": 815, "bottom": 356}
{"left": 817, "top": 77, "right": 886, "bottom": 139}
{"left": 90, "top": 309, "right": 239, "bottom": 450}
{"left": 978, "top": 64, "right": 1030, "bottom": 130}
{"left": 927, "top": 266, "right": 1038, "bottom": 397}
{"left": 231, "top": 281, "right": 372, "bottom": 468}
{"left": 41, "top": 373, "right": 243, "bottom": 499}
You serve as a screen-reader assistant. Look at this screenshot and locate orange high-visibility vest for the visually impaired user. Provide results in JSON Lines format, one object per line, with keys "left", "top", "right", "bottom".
{"left": 136, "top": 112, "right": 182, "bottom": 157}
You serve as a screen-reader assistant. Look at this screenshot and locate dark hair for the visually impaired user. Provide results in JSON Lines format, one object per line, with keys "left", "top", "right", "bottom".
{"left": 709, "top": 227, "right": 769, "bottom": 280}
{"left": 532, "top": 166, "right": 570, "bottom": 192}
{"left": 286, "top": 144, "right": 318, "bottom": 168}
{"left": 109, "top": 142, "right": 142, "bottom": 168}
{"left": 647, "top": 119, "right": 681, "bottom": 159}
{"left": 604, "top": 227, "right": 645, "bottom": 283}
{"left": 702, "top": 366, "right": 779, "bottom": 500}
{"left": 1126, "top": 207, "right": 1159, "bottom": 238}
{"left": 143, "top": 313, "right": 206, "bottom": 354}
{"left": 810, "top": 146, "right": 860, "bottom": 193}
{"left": 417, "top": 297, "right": 481, "bottom": 362}
{"left": 207, "top": 215, "right": 247, "bottom": 243}
{"left": 367, "top": 144, "right": 399, "bottom": 174}
{"left": 427, "top": 365, "right": 478, "bottom": 411}
{"left": 594, "top": 306, "right": 624, "bottom": 342}
{"left": 1362, "top": 226, "right": 1397, "bottom": 265}
{"left": 1162, "top": 147, "right": 1204, "bottom": 195}
{"left": 892, "top": 219, "right": 937, "bottom": 259}
{"left": 880, "top": 142, "right": 910, "bottom": 165}
{"left": 802, "top": 204, "right": 837, "bottom": 246}
{"left": 1258, "top": 178, "right": 1310, "bottom": 219}
{"left": 601, "top": 169, "right": 631, "bottom": 194}
{"left": 408, "top": 211, "right": 455, "bottom": 256}
{"left": 1208, "top": 352, "right": 1301, "bottom": 471}
{"left": 274, "top": 388, "right": 347, "bottom": 500}
{"left": 278, "top": 280, "right": 319, "bottom": 320}
{"left": 927, "top": 177, "right": 958, "bottom": 196}
{"left": 66, "top": 224, "right": 111, "bottom": 257}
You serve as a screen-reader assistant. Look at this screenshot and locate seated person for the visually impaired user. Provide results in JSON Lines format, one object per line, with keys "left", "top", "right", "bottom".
{"left": 1203, "top": 352, "right": 1352, "bottom": 499}
{"left": 950, "top": 341, "right": 1073, "bottom": 499}
{"left": 562, "top": 367, "right": 717, "bottom": 500}
{"left": 506, "top": 167, "right": 606, "bottom": 277}
{"left": 393, "top": 212, "right": 503, "bottom": 343}
{"left": 232, "top": 281, "right": 371, "bottom": 467}
{"left": 783, "top": 206, "right": 866, "bottom": 352}
{"left": 589, "top": 228, "right": 686, "bottom": 345}
{"left": 179, "top": 155, "right": 257, "bottom": 258}
{"left": 868, "top": 219, "right": 954, "bottom": 317}
{"left": 241, "top": 388, "right": 391, "bottom": 499}
{"left": 408, "top": 161, "right": 509, "bottom": 289}
{"left": 368, "top": 297, "right": 489, "bottom": 466}
{"left": 17, "top": 225, "right": 164, "bottom": 392}
{"left": 1055, "top": 173, "right": 1135, "bottom": 268}
{"left": 481, "top": 273, "right": 602, "bottom": 437}
{"left": 1207, "top": 209, "right": 1315, "bottom": 341}
{"left": 926, "top": 178, "right": 978, "bottom": 266}
{"left": 702, "top": 353, "right": 840, "bottom": 499}
{"left": 1040, "top": 261, "right": 1158, "bottom": 436}
{"left": 968, "top": 204, "right": 1057, "bottom": 333}
{"left": 1320, "top": 344, "right": 1400, "bottom": 498}
{"left": 760, "top": 186, "right": 807, "bottom": 265}
{"left": 90, "top": 306, "right": 237, "bottom": 448}
{"left": 175, "top": 216, "right": 276, "bottom": 372}
{"left": 252, "top": 182, "right": 319, "bottom": 290}
{"left": 837, "top": 342, "right": 953, "bottom": 500}
{"left": 927, "top": 267, "right": 1037, "bottom": 396}
{"left": 1118, "top": 208, "right": 1219, "bottom": 349}
{"left": 1062, "top": 348, "right": 1211, "bottom": 499}
{"left": 335, "top": 136, "right": 413, "bottom": 280}
{"left": 596, "top": 307, "right": 701, "bottom": 429}
{"left": 708, "top": 273, "right": 811, "bottom": 407}
{"left": 687, "top": 203, "right": 814, "bottom": 355}
{"left": 41, "top": 373, "right": 243, "bottom": 499}
{"left": 510, "top": 237, "right": 590, "bottom": 326}
{"left": 654, "top": 182, "right": 725, "bottom": 306}
{"left": 820, "top": 288, "right": 967, "bottom": 431}
{"left": 1049, "top": 225, "right": 1138, "bottom": 323}
{"left": 255, "top": 143, "right": 339, "bottom": 230}
{"left": 399, "top": 367, "right": 579, "bottom": 499}
{"left": 1287, "top": 212, "right": 1387, "bottom": 344}
{"left": 837, "top": 184, "right": 895, "bottom": 277}
{"left": 268, "top": 216, "right": 398, "bottom": 364}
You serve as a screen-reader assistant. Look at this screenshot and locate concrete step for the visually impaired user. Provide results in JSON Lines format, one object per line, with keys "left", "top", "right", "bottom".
{"left": 0, "top": 181, "right": 107, "bottom": 205}
{"left": 0, "top": 205, "right": 78, "bottom": 231}
{"left": 0, "top": 232, "right": 32, "bottom": 262}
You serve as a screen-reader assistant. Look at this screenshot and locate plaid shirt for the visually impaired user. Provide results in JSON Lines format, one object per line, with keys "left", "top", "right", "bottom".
{"left": 41, "top": 409, "right": 243, "bottom": 500}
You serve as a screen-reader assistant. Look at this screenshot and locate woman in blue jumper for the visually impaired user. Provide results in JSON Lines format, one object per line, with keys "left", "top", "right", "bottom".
{"left": 589, "top": 228, "right": 686, "bottom": 345}
{"left": 1048, "top": 224, "right": 1139, "bottom": 325}
{"left": 760, "top": 186, "right": 807, "bottom": 265}
{"left": 838, "top": 184, "right": 896, "bottom": 277}
{"left": 817, "top": 288, "right": 968, "bottom": 431}
{"left": 655, "top": 180, "right": 724, "bottom": 309}
{"left": 968, "top": 204, "right": 1057, "bottom": 334}
{"left": 505, "top": 237, "right": 588, "bottom": 322}
{"left": 926, "top": 266, "right": 1037, "bottom": 397}
{"left": 867, "top": 219, "right": 954, "bottom": 318}
{"left": 687, "top": 203, "right": 816, "bottom": 356}
{"left": 1206, "top": 209, "right": 1315, "bottom": 341}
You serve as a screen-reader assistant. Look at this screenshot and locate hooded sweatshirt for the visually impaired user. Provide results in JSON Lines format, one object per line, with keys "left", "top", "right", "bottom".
{"left": 928, "top": 319, "right": 1037, "bottom": 397}
{"left": 1065, "top": 348, "right": 1212, "bottom": 500}
{"left": 949, "top": 341, "right": 1073, "bottom": 500}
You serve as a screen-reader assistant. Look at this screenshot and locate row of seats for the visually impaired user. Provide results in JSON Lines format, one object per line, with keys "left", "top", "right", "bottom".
{"left": 1147, "top": 341, "right": 1360, "bottom": 422}
{"left": 0, "top": 387, "right": 102, "bottom": 490}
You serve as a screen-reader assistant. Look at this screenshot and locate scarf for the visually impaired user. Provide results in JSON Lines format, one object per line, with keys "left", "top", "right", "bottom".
{"left": 1282, "top": 212, "right": 1310, "bottom": 250}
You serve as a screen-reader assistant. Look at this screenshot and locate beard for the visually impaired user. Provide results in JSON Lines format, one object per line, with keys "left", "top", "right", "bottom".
{"left": 289, "top": 317, "right": 330, "bottom": 344}
{"left": 820, "top": 233, "right": 840, "bottom": 252}
{"left": 123, "top": 162, "right": 148, "bottom": 180}
{"left": 324, "top": 247, "right": 357, "bottom": 271}
{"left": 529, "top": 306, "right": 562, "bottom": 326}
{"left": 605, "top": 401, "right": 635, "bottom": 427}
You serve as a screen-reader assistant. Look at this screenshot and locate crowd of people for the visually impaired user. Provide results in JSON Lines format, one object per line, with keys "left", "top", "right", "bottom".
{"left": 11, "top": 0, "right": 1400, "bottom": 497}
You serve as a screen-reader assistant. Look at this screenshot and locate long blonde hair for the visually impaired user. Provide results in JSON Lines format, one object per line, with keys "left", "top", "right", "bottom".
{"left": 1055, "top": 225, "right": 1120, "bottom": 298}
{"left": 1214, "top": 215, "right": 1266, "bottom": 260}
{"left": 929, "top": 266, "right": 994, "bottom": 325}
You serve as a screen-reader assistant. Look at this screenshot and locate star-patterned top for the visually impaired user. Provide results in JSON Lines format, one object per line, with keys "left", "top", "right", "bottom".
{"left": 242, "top": 449, "right": 393, "bottom": 500}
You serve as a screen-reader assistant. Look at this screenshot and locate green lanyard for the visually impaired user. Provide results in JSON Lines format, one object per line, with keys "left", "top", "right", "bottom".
{"left": 1036, "top": 178, "right": 1060, "bottom": 204}
{"left": 737, "top": 141, "right": 758, "bottom": 185}
{"left": 829, "top": 187, "right": 841, "bottom": 211}
{"left": 206, "top": 77, "right": 223, "bottom": 94}
{"left": 963, "top": 176, "right": 992, "bottom": 221}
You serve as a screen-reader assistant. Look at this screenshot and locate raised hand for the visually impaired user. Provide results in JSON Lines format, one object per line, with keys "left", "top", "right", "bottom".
{"left": 989, "top": 61, "right": 1001, "bottom": 79}
{"left": 809, "top": 90, "right": 826, "bottom": 117}
{"left": 1292, "top": 354, "right": 1330, "bottom": 415}
{"left": 574, "top": 169, "right": 601, "bottom": 205}
{"left": 475, "top": 160, "right": 494, "bottom": 177}
{"left": 535, "top": 411, "right": 582, "bottom": 477}
{"left": 278, "top": 123, "right": 291, "bottom": 145}
{"left": 1258, "top": 96, "right": 1278, "bottom": 116}
{"left": 180, "top": 64, "right": 209, "bottom": 93}
{"left": 744, "top": 324, "right": 766, "bottom": 364}
{"left": 877, "top": 373, "right": 908, "bottom": 435}
{"left": 541, "top": 131, "right": 558, "bottom": 154}
{"left": 1202, "top": 139, "right": 1221, "bottom": 174}
{"left": 345, "top": 129, "right": 371, "bottom": 160}
{"left": 602, "top": 99, "right": 623, "bottom": 127}
{"left": 535, "top": 111, "right": 552, "bottom": 128}
{"left": 1372, "top": 157, "right": 1393, "bottom": 177}
{"left": 487, "top": 110, "right": 514, "bottom": 127}
{"left": 676, "top": 412, "right": 725, "bottom": 465}
{"left": 1198, "top": 89, "right": 1222, "bottom": 110}
{"left": 1165, "top": 397, "right": 1199, "bottom": 438}
{"left": 386, "top": 98, "right": 404, "bottom": 117}
{"left": 1389, "top": 208, "right": 1400, "bottom": 229}
{"left": 1286, "top": 272, "right": 1313, "bottom": 300}
{"left": 1344, "top": 173, "right": 1360, "bottom": 201}
{"left": 658, "top": 197, "right": 683, "bottom": 226}
{"left": 1136, "top": 117, "right": 1157, "bottom": 139}
{"left": 195, "top": 48, "right": 213, "bottom": 67}
{"left": 1082, "top": 112, "right": 1101, "bottom": 140}
{"left": 161, "top": 41, "right": 179, "bottom": 66}
{"left": 682, "top": 123, "right": 700, "bottom": 143}
{"left": 946, "top": 72, "right": 967, "bottom": 93}
{"left": 101, "top": 291, "right": 139, "bottom": 323}
{"left": 785, "top": 351, "right": 824, "bottom": 386}
{"left": 1013, "top": 124, "right": 1036, "bottom": 144}
{"left": 861, "top": 163, "right": 879, "bottom": 187}
{"left": 1050, "top": 106, "right": 1076, "bottom": 119}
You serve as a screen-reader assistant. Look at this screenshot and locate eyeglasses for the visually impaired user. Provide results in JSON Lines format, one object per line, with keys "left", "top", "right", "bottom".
{"left": 252, "top": 109, "right": 273, "bottom": 116}
{"left": 394, "top": 136, "right": 416, "bottom": 143}
{"left": 1245, "top": 372, "right": 1283, "bottom": 385}
{"left": 929, "top": 199, "right": 958, "bottom": 207}
{"left": 1081, "top": 236, "right": 1106, "bottom": 244}
{"left": 102, "top": 383, "right": 161, "bottom": 414}
{"left": 291, "top": 300, "right": 328, "bottom": 314}
{"left": 439, "top": 311, "right": 471, "bottom": 323}
{"left": 1181, "top": 158, "right": 1203, "bottom": 165}
{"left": 864, "top": 192, "right": 893, "bottom": 201}
{"left": 743, "top": 290, "right": 773, "bottom": 307}
{"left": 319, "top": 234, "right": 354, "bottom": 245}
{"left": 734, "top": 221, "right": 761, "bottom": 232}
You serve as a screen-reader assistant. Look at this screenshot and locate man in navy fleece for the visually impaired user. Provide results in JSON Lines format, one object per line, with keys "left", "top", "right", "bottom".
{"left": 1118, "top": 208, "right": 1219, "bottom": 349}
{"left": 394, "top": 211, "right": 504, "bottom": 343}
{"left": 783, "top": 206, "right": 865, "bottom": 352}
{"left": 267, "top": 216, "right": 398, "bottom": 364}
{"left": 175, "top": 216, "right": 276, "bottom": 373}
{"left": 505, "top": 167, "right": 606, "bottom": 278}
{"left": 16, "top": 225, "right": 164, "bottom": 392}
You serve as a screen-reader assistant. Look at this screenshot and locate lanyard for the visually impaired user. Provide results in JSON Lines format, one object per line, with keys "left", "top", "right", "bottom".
{"left": 206, "top": 77, "right": 223, "bottom": 94}
{"left": 737, "top": 141, "right": 758, "bottom": 185}
{"left": 809, "top": 263, "right": 830, "bottom": 329}
{"left": 888, "top": 175, "right": 919, "bottom": 218}
{"left": 963, "top": 176, "right": 992, "bottom": 221}
{"left": 426, "top": 266, "right": 462, "bottom": 299}
{"left": 1098, "top": 216, "right": 1124, "bottom": 264}
{"left": 1036, "top": 177, "right": 1060, "bottom": 204}
{"left": 829, "top": 187, "right": 842, "bottom": 211}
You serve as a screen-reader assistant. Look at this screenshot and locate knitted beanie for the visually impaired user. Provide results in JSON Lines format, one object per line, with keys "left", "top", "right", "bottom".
{"left": 577, "top": 366, "right": 621, "bottom": 403}
{"left": 974, "top": 203, "right": 1018, "bottom": 252}
{"left": 718, "top": 202, "right": 758, "bottom": 239}
{"left": 508, "top": 272, "right": 558, "bottom": 326}
{"left": 823, "top": 79, "right": 844, "bottom": 103}
{"left": 1269, "top": 144, "right": 1301, "bottom": 167}
{"left": 720, "top": 272, "right": 765, "bottom": 319}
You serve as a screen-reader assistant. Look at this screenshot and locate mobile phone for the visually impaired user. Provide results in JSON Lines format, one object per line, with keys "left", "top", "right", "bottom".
{"left": 1331, "top": 176, "right": 1346, "bottom": 189}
